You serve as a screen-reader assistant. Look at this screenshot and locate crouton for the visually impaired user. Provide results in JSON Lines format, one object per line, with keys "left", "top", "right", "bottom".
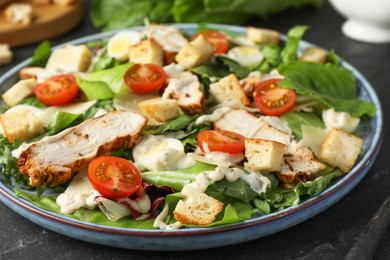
{"left": 174, "top": 187, "right": 223, "bottom": 226}
{"left": 0, "top": 109, "right": 44, "bottom": 143}
{"left": 2, "top": 78, "right": 37, "bottom": 107}
{"left": 46, "top": 45, "right": 93, "bottom": 72}
{"left": 175, "top": 35, "right": 214, "bottom": 69}
{"left": 32, "top": 0, "right": 51, "bottom": 4}
{"left": 128, "top": 39, "right": 163, "bottom": 66}
{"left": 138, "top": 98, "right": 179, "bottom": 122}
{"left": 320, "top": 128, "right": 363, "bottom": 173}
{"left": 244, "top": 139, "right": 286, "bottom": 172}
{"left": 300, "top": 47, "right": 327, "bottom": 64}
{"left": 162, "top": 72, "right": 204, "bottom": 114}
{"left": 0, "top": 44, "right": 13, "bottom": 65}
{"left": 4, "top": 3, "right": 33, "bottom": 25}
{"left": 277, "top": 141, "right": 326, "bottom": 188}
{"left": 246, "top": 27, "right": 280, "bottom": 44}
{"left": 52, "top": 0, "right": 75, "bottom": 5}
{"left": 209, "top": 74, "right": 250, "bottom": 107}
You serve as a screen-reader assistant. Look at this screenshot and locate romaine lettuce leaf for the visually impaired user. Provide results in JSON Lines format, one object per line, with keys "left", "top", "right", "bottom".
{"left": 87, "top": 63, "right": 133, "bottom": 93}
{"left": 29, "top": 40, "right": 51, "bottom": 67}
{"left": 47, "top": 111, "right": 83, "bottom": 135}
{"left": 0, "top": 137, "right": 26, "bottom": 187}
{"left": 279, "top": 61, "right": 376, "bottom": 117}
{"left": 76, "top": 76, "right": 115, "bottom": 100}
{"left": 280, "top": 111, "right": 324, "bottom": 140}
{"left": 15, "top": 189, "right": 155, "bottom": 229}
{"left": 281, "top": 25, "right": 309, "bottom": 63}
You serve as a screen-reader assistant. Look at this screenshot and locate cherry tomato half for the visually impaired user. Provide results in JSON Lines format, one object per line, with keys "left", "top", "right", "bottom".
{"left": 191, "top": 31, "right": 229, "bottom": 54}
{"left": 253, "top": 79, "right": 297, "bottom": 116}
{"left": 34, "top": 74, "right": 79, "bottom": 106}
{"left": 124, "top": 63, "right": 167, "bottom": 95}
{"left": 198, "top": 130, "right": 245, "bottom": 154}
{"left": 88, "top": 156, "right": 142, "bottom": 199}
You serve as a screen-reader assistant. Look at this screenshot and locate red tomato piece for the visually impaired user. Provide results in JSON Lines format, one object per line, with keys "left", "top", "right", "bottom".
{"left": 198, "top": 130, "right": 245, "bottom": 154}
{"left": 124, "top": 63, "right": 167, "bottom": 95}
{"left": 253, "top": 79, "right": 297, "bottom": 116}
{"left": 191, "top": 30, "right": 229, "bottom": 54}
{"left": 34, "top": 74, "right": 79, "bottom": 106}
{"left": 88, "top": 156, "right": 142, "bottom": 199}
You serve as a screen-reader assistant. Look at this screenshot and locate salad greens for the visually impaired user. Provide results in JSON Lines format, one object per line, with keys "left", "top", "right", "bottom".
{"left": 90, "top": 0, "right": 324, "bottom": 31}
{"left": 0, "top": 24, "right": 376, "bottom": 230}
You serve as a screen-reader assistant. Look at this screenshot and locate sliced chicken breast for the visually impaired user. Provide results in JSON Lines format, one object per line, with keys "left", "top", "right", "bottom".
{"left": 17, "top": 111, "right": 147, "bottom": 187}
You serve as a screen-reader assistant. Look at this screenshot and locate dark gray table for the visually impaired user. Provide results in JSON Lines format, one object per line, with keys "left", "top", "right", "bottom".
{"left": 1, "top": 2, "right": 389, "bottom": 259}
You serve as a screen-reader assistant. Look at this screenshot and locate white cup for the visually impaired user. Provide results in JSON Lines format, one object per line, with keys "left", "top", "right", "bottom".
{"left": 328, "top": 0, "right": 390, "bottom": 43}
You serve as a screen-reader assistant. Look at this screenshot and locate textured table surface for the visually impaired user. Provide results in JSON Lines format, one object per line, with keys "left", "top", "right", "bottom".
{"left": 0, "top": 2, "right": 389, "bottom": 259}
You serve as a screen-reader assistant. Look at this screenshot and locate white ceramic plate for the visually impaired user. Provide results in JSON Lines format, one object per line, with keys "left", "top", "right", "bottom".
{"left": 0, "top": 24, "right": 384, "bottom": 251}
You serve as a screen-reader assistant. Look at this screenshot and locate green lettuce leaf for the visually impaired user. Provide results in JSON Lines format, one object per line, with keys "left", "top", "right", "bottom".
{"left": 15, "top": 189, "right": 155, "bottom": 229}
{"left": 295, "top": 169, "right": 344, "bottom": 197}
{"left": 279, "top": 61, "right": 376, "bottom": 117}
{"left": 92, "top": 53, "right": 119, "bottom": 71}
{"left": 280, "top": 111, "right": 324, "bottom": 140}
{"left": 46, "top": 111, "right": 83, "bottom": 135}
{"left": 0, "top": 137, "right": 26, "bottom": 187}
{"left": 87, "top": 63, "right": 133, "bottom": 93}
{"left": 29, "top": 40, "right": 51, "bottom": 67}
{"left": 141, "top": 162, "right": 216, "bottom": 191}
{"left": 76, "top": 76, "right": 115, "bottom": 100}
{"left": 281, "top": 25, "right": 309, "bottom": 63}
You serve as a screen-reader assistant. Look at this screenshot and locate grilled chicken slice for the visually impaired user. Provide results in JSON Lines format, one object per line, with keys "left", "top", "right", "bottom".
{"left": 17, "top": 111, "right": 147, "bottom": 187}
{"left": 162, "top": 72, "right": 204, "bottom": 114}
{"left": 213, "top": 109, "right": 291, "bottom": 145}
{"left": 276, "top": 141, "right": 326, "bottom": 188}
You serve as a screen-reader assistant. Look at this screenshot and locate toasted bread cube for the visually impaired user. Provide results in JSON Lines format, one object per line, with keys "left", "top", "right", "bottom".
{"left": 244, "top": 139, "right": 286, "bottom": 172}
{"left": 128, "top": 39, "right": 163, "bottom": 66}
{"left": 2, "top": 78, "right": 37, "bottom": 107}
{"left": 0, "top": 44, "right": 13, "bottom": 65}
{"left": 46, "top": 45, "right": 93, "bottom": 72}
{"left": 32, "top": 0, "right": 51, "bottom": 4}
{"left": 175, "top": 35, "right": 214, "bottom": 69}
{"left": 174, "top": 187, "right": 224, "bottom": 226}
{"left": 0, "top": 109, "right": 44, "bottom": 143}
{"left": 4, "top": 3, "right": 33, "bottom": 25}
{"left": 52, "top": 0, "right": 75, "bottom": 5}
{"left": 246, "top": 27, "right": 280, "bottom": 44}
{"left": 138, "top": 98, "right": 179, "bottom": 122}
{"left": 320, "top": 128, "right": 363, "bottom": 173}
{"left": 300, "top": 47, "right": 327, "bottom": 64}
{"left": 209, "top": 74, "right": 250, "bottom": 107}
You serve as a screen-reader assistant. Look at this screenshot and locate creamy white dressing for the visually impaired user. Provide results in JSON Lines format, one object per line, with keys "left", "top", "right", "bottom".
{"left": 118, "top": 195, "right": 151, "bottom": 214}
{"left": 94, "top": 197, "right": 131, "bottom": 221}
{"left": 56, "top": 169, "right": 98, "bottom": 214}
{"left": 163, "top": 63, "right": 186, "bottom": 78}
{"left": 195, "top": 106, "right": 231, "bottom": 125}
{"left": 322, "top": 108, "right": 360, "bottom": 133}
{"left": 132, "top": 134, "right": 196, "bottom": 171}
{"left": 263, "top": 116, "right": 293, "bottom": 136}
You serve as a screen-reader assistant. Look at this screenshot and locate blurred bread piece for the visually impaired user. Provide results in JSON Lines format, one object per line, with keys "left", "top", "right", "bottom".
{"left": 46, "top": 44, "right": 93, "bottom": 72}
{"left": 2, "top": 78, "right": 37, "bottom": 106}
{"left": 52, "top": 0, "right": 75, "bottom": 5}
{"left": 247, "top": 27, "right": 280, "bottom": 44}
{"left": 0, "top": 109, "right": 44, "bottom": 143}
{"left": 175, "top": 35, "right": 214, "bottom": 69}
{"left": 32, "top": 0, "right": 51, "bottom": 4}
{"left": 138, "top": 98, "right": 179, "bottom": 122}
{"left": 244, "top": 139, "right": 286, "bottom": 172}
{"left": 174, "top": 187, "right": 224, "bottom": 226}
{"left": 128, "top": 39, "right": 163, "bottom": 66}
{"left": 19, "top": 67, "right": 48, "bottom": 79}
{"left": 209, "top": 74, "right": 250, "bottom": 107}
{"left": 0, "top": 44, "right": 13, "bottom": 65}
{"left": 320, "top": 128, "right": 363, "bottom": 173}
{"left": 300, "top": 47, "right": 327, "bottom": 64}
{"left": 4, "top": 3, "right": 33, "bottom": 25}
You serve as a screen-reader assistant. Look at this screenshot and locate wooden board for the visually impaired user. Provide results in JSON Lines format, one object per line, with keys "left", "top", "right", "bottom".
{"left": 0, "top": 0, "right": 82, "bottom": 47}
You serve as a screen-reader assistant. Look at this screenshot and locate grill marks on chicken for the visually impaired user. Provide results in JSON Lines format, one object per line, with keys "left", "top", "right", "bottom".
{"left": 17, "top": 111, "right": 147, "bottom": 187}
